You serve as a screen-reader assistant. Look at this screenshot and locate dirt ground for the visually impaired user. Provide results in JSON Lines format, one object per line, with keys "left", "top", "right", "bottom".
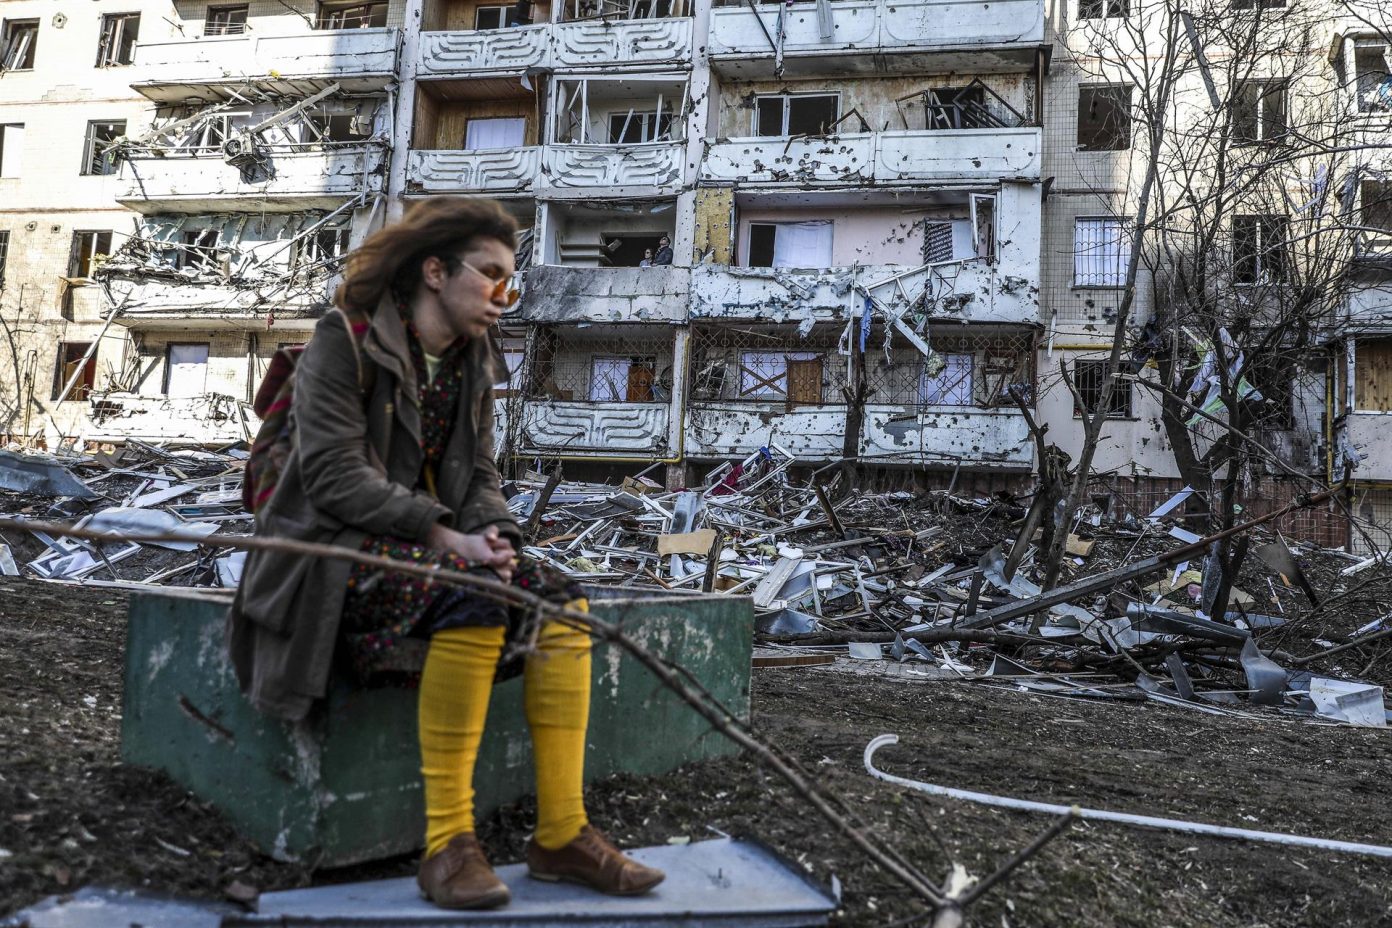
{"left": 2, "top": 577, "right": 1391, "bottom": 927}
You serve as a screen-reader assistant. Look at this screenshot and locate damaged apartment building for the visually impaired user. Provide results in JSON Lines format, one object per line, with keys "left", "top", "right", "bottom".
{"left": 1, "top": 0, "right": 1390, "bottom": 545}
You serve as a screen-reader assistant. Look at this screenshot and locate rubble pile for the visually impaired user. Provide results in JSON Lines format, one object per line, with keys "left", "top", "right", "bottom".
{"left": 1, "top": 439, "right": 1388, "bottom": 727}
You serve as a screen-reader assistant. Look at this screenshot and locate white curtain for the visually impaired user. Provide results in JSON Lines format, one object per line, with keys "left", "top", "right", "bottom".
{"left": 166, "top": 344, "right": 210, "bottom": 397}
{"left": 0, "top": 124, "right": 23, "bottom": 177}
{"left": 920, "top": 353, "right": 973, "bottom": 405}
{"left": 465, "top": 117, "right": 526, "bottom": 150}
{"left": 772, "top": 221, "right": 833, "bottom": 268}
{"left": 590, "top": 357, "right": 632, "bottom": 402}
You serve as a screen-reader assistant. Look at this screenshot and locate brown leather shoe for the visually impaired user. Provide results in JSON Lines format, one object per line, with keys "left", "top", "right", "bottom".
{"left": 418, "top": 833, "right": 510, "bottom": 910}
{"left": 526, "top": 825, "right": 665, "bottom": 896}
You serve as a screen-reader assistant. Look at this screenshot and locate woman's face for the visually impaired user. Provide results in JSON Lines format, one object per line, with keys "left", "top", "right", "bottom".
{"left": 430, "top": 237, "right": 515, "bottom": 341}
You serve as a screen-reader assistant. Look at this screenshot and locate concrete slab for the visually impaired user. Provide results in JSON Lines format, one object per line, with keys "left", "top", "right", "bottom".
{"left": 2, "top": 886, "right": 233, "bottom": 928}
{"left": 232, "top": 838, "right": 836, "bottom": 927}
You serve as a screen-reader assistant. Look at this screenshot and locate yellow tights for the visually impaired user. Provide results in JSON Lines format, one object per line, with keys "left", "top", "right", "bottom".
{"left": 418, "top": 603, "right": 593, "bottom": 858}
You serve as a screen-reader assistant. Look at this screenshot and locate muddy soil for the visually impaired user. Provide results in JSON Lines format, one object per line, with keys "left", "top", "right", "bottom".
{"left": 2, "top": 577, "right": 1390, "bottom": 927}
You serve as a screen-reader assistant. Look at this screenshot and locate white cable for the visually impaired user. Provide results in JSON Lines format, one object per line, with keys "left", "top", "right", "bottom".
{"left": 864, "top": 734, "right": 1392, "bottom": 859}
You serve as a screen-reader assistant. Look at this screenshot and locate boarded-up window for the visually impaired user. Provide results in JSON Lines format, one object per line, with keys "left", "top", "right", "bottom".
{"left": 785, "top": 357, "right": 822, "bottom": 406}
{"left": 738, "top": 351, "right": 819, "bottom": 400}
{"left": 1356, "top": 338, "right": 1392, "bottom": 412}
{"left": 52, "top": 342, "right": 96, "bottom": 401}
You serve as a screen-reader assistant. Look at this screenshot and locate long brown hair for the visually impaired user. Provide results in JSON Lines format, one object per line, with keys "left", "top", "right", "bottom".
{"left": 335, "top": 197, "right": 518, "bottom": 313}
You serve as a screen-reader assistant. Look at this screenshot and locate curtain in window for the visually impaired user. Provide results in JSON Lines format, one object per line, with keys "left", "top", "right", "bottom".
{"left": 919, "top": 353, "right": 973, "bottom": 405}
{"left": 590, "top": 357, "right": 631, "bottom": 402}
{"left": 771, "top": 221, "right": 833, "bottom": 268}
{"left": 465, "top": 117, "right": 526, "bottom": 150}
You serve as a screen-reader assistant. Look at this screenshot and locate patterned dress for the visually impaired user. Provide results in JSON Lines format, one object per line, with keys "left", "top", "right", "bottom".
{"left": 340, "top": 312, "right": 581, "bottom": 684}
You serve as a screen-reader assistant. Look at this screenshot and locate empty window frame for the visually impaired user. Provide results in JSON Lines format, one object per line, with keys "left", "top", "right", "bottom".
{"left": 737, "top": 351, "right": 821, "bottom": 402}
{"left": 474, "top": 5, "right": 509, "bottom": 28}
{"left": 1233, "top": 81, "right": 1287, "bottom": 143}
{"left": 292, "top": 227, "right": 351, "bottom": 270}
{"left": 96, "top": 13, "right": 140, "bottom": 67}
{"left": 607, "top": 111, "right": 673, "bottom": 144}
{"left": 465, "top": 117, "right": 526, "bottom": 149}
{"left": 1232, "top": 215, "right": 1287, "bottom": 284}
{"left": 1073, "top": 217, "right": 1129, "bottom": 287}
{"left": 164, "top": 343, "right": 210, "bottom": 396}
{"left": 324, "top": 112, "right": 374, "bottom": 142}
{"left": 589, "top": 356, "right": 658, "bottom": 402}
{"left": 0, "top": 124, "right": 22, "bottom": 177}
{"left": 316, "top": 1, "right": 387, "bottom": 28}
{"left": 745, "top": 221, "right": 834, "bottom": 268}
{"left": 1077, "top": 85, "right": 1132, "bottom": 151}
{"left": 1073, "top": 360, "right": 1132, "bottom": 417}
{"left": 753, "top": 94, "right": 840, "bottom": 137}
{"left": 177, "top": 229, "right": 221, "bottom": 271}
{"left": 1353, "top": 39, "right": 1392, "bottom": 113}
{"left": 919, "top": 354, "right": 973, "bottom": 405}
{"left": 0, "top": 230, "right": 8, "bottom": 288}
{"left": 69, "top": 230, "right": 112, "bottom": 279}
{"left": 1078, "top": 0, "right": 1128, "bottom": 16}
{"left": 205, "top": 5, "right": 249, "bottom": 35}
{"left": 1361, "top": 181, "right": 1392, "bottom": 237}
{"left": 81, "top": 120, "right": 126, "bottom": 176}
{"left": 1, "top": 20, "right": 38, "bottom": 71}
{"left": 52, "top": 343, "right": 97, "bottom": 401}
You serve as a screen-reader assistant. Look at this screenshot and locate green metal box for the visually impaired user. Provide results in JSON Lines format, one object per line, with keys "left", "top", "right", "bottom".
{"left": 121, "top": 588, "right": 752, "bottom": 867}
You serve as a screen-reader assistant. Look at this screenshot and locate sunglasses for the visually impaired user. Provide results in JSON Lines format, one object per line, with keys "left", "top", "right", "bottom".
{"left": 453, "top": 257, "right": 520, "bottom": 307}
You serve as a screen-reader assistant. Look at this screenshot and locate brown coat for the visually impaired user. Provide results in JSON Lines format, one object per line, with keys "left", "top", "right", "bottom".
{"left": 226, "top": 299, "right": 519, "bottom": 720}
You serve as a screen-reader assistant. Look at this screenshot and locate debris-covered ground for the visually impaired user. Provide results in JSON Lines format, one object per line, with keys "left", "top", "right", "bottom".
{"left": 3, "top": 576, "right": 1392, "bottom": 926}
{"left": 3, "top": 445, "right": 1392, "bottom": 925}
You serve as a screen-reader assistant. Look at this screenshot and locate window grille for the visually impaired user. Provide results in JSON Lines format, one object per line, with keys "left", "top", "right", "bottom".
{"left": 1073, "top": 217, "right": 1129, "bottom": 287}
{"left": 1073, "top": 360, "right": 1132, "bottom": 417}
{"left": 524, "top": 327, "right": 675, "bottom": 403}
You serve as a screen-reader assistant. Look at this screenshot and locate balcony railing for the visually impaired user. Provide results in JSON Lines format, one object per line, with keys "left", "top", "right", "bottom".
{"left": 516, "top": 265, "right": 689, "bottom": 324}
{"left": 132, "top": 30, "right": 399, "bottom": 99}
{"left": 117, "top": 147, "right": 386, "bottom": 212}
{"left": 708, "top": 0, "right": 1043, "bottom": 75}
{"left": 418, "top": 17, "right": 691, "bottom": 76}
{"left": 102, "top": 276, "right": 330, "bottom": 327}
{"left": 702, "top": 128, "right": 1041, "bottom": 185}
{"left": 690, "top": 261, "right": 1040, "bottom": 327}
{"left": 685, "top": 402, "right": 1032, "bottom": 466}
{"left": 541, "top": 142, "right": 684, "bottom": 190}
{"left": 408, "top": 147, "right": 542, "bottom": 194}
{"left": 519, "top": 400, "right": 671, "bottom": 454}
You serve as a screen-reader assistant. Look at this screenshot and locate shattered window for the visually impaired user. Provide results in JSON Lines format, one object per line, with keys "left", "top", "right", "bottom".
{"left": 177, "top": 229, "right": 221, "bottom": 271}
{"left": 1233, "top": 81, "right": 1287, "bottom": 143}
{"left": 919, "top": 354, "right": 973, "bottom": 405}
{"left": 1354, "top": 40, "right": 1392, "bottom": 113}
{"left": 96, "top": 13, "right": 140, "bottom": 67}
{"left": 316, "top": 0, "right": 388, "bottom": 28}
{"left": 607, "top": 111, "right": 673, "bottom": 144}
{"left": 1, "top": 20, "right": 38, "bottom": 71}
{"left": 590, "top": 356, "right": 658, "bottom": 402}
{"left": 205, "top": 5, "right": 249, "bottom": 35}
{"left": 1076, "top": 85, "right": 1132, "bottom": 151}
{"left": 292, "top": 227, "right": 351, "bottom": 271}
{"left": 1232, "top": 214, "right": 1287, "bottom": 284}
{"left": 52, "top": 343, "right": 96, "bottom": 402}
{"left": 924, "top": 85, "right": 988, "bottom": 130}
{"left": 1073, "top": 217, "right": 1129, "bottom": 287}
{"left": 1078, "top": 0, "right": 1128, "bottom": 16}
{"left": 753, "top": 94, "right": 839, "bottom": 137}
{"left": 69, "top": 230, "right": 112, "bottom": 279}
{"left": 81, "top": 120, "right": 126, "bottom": 176}
{"left": 0, "top": 230, "right": 8, "bottom": 289}
{"left": 1074, "top": 360, "right": 1132, "bottom": 418}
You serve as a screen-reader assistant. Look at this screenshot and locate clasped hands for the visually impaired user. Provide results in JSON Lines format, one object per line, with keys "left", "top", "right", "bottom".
{"left": 426, "top": 522, "right": 517, "bottom": 582}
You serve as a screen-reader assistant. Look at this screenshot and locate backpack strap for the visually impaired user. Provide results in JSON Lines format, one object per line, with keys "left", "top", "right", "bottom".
{"left": 325, "top": 306, "right": 371, "bottom": 394}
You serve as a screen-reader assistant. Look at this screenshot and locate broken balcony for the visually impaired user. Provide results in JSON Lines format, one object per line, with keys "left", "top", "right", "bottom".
{"left": 131, "top": 29, "right": 400, "bottom": 103}
{"left": 515, "top": 265, "right": 689, "bottom": 324}
{"left": 685, "top": 322, "right": 1035, "bottom": 467}
{"left": 511, "top": 325, "right": 678, "bottom": 457}
{"left": 707, "top": 0, "right": 1044, "bottom": 78}
{"left": 116, "top": 145, "right": 387, "bottom": 213}
{"left": 544, "top": 76, "right": 687, "bottom": 192}
{"left": 417, "top": 0, "right": 691, "bottom": 77}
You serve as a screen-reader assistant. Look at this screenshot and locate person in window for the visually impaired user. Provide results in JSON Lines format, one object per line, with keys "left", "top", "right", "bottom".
{"left": 652, "top": 235, "right": 673, "bottom": 266}
{"left": 508, "top": 0, "right": 533, "bottom": 26}
{"left": 227, "top": 198, "right": 664, "bottom": 911}
{"left": 638, "top": 248, "right": 654, "bottom": 268}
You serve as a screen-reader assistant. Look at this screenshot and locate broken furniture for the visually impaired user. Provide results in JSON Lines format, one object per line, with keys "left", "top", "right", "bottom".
{"left": 121, "top": 587, "right": 753, "bottom": 866}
